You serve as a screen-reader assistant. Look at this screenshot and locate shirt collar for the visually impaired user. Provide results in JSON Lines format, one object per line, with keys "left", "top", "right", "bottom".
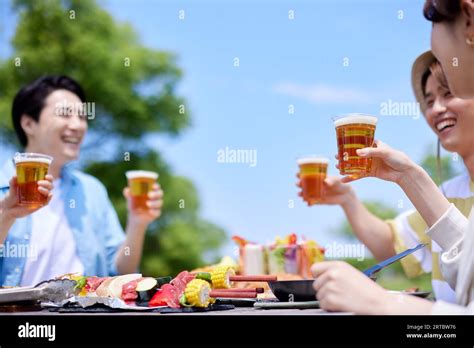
{"left": 59, "top": 162, "right": 77, "bottom": 188}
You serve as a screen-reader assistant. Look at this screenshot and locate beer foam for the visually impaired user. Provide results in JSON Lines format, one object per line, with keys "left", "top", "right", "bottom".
{"left": 297, "top": 156, "right": 329, "bottom": 166}
{"left": 14, "top": 153, "right": 52, "bottom": 165}
{"left": 125, "top": 170, "right": 159, "bottom": 180}
{"left": 334, "top": 114, "right": 378, "bottom": 128}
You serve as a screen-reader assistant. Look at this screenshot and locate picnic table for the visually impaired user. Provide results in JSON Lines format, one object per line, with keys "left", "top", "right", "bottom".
{"left": 1, "top": 306, "right": 351, "bottom": 315}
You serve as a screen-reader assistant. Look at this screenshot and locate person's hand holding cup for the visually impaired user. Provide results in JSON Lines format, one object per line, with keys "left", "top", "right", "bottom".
{"left": 124, "top": 170, "right": 163, "bottom": 226}
{"left": 296, "top": 155, "right": 329, "bottom": 206}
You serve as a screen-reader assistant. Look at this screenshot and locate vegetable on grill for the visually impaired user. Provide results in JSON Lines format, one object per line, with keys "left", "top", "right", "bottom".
{"left": 210, "top": 265, "right": 235, "bottom": 289}
{"left": 182, "top": 279, "right": 211, "bottom": 308}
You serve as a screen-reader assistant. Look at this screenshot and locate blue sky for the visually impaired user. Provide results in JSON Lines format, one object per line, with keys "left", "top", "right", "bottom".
{"left": 0, "top": 0, "right": 466, "bottom": 257}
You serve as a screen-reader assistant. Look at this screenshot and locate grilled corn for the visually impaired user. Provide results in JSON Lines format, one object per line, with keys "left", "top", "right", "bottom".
{"left": 211, "top": 265, "right": 235, "bottom": 289}
{"left": 183, "top": 279, "right": 211, "bottom": 307}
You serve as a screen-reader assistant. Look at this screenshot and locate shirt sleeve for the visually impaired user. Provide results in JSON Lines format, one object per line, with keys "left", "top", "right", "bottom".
{"left": 431, "top": 300, "right": 474, "bottom": 315}
{"left": 386, "top": 210, "right": 432, "bottom": 278}
{"left": 426, "top": 204, "right": 469, "bottom": 289}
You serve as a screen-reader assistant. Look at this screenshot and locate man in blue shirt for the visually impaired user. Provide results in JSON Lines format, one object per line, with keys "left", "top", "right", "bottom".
{"left": 0, "top": 76, "right": 164, "bottom": 286}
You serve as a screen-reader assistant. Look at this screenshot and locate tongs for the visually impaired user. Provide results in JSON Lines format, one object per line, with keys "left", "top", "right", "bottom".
{"left": 0, "top": 279, "right": 77, "bottom": 304}
{"left": 362, "top": 243, "right": 426, "bottom": 277}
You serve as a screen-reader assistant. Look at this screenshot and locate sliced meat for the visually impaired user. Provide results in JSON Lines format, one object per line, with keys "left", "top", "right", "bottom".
{"left": 170, "top": 271, "right": 195, "bottom": 296}
{"left": 85, "top": 277, "right": 108, "bottom": 293}
{"left": 122, "top": 278, "right": 143, "bottom": 302}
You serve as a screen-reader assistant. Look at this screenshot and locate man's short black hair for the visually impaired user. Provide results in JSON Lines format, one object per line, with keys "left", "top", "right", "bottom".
{"left": 12, "top": 75, "right": 86, "bottom": 147}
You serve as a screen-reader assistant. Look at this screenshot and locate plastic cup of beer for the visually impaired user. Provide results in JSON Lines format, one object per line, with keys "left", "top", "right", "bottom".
{"left": 125, "top": 170, "right": 159, "bottom": 212}
{"left": 333, "top": 114, "right": 378, "bottom": 176}
{"left": 13, "top": 153, "right": 53, "bottom": 207}
{"left": 297, "top": 155, "right": 329, "bottom": 204}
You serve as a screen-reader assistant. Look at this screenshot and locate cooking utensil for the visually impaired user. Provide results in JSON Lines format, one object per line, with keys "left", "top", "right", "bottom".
{"left": 253, "top": 299, "right": 319, "bottom": 309}
{"left": 267, "top": 279, "right": 317, "bottom": 302}
{"left": 388, "top": 290, "right": 432, "bottom": 298}
{"left": 254, "top": 300, "right": 320, "bottom": 309}
{"left": 362, "top": 243, "right": 426, "bottom": 277}
{"left": 0, "top": 279, "right": 77, "bottom": 304}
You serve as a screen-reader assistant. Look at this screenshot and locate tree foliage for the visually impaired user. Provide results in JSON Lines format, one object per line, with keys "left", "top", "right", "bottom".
{"left": 334, "top": 200, "right": 398, "bottom": 239}
{"left": 420, "top": 150, "right": 458, "bottom": 186}
{"left": 0, "top": 0, "right": 227, "bottom": 276}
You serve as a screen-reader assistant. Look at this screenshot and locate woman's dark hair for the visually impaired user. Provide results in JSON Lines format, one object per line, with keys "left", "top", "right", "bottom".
{"left": 424, "top": 0, "right": 462, "bottom": 23}
{"left": 12, "top": 75, "right": 86, "bottom": 147}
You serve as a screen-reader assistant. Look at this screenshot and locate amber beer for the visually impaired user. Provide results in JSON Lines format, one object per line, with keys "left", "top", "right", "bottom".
{"left": 297, "top": 156, "right": 329, "bottom": 204}
{"left": 14, "top": 153, "right": 53, "bottom": 207}
{"left": 334, "top": 114, "right": 378, "bottom": 176}
{"left": 125, "top": 170, "right": 158, "bottom": 211}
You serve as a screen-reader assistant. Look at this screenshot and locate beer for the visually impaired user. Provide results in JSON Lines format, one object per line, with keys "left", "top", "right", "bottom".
{"left": 297, "top": 156, "right": 329, "bottom": 204}
{"left": 125, "top": 170, "right": 158, "bottom": 211}
{"left": 14, "top": 153, "right": 53, "bottom": 207}
{"left": 334, "top": 114, "right": 377, "bottom": 176}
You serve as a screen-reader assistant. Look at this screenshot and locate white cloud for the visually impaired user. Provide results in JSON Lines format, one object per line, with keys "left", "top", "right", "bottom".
{"left": 273, "top": 82, "right": 373, "bottom": 104}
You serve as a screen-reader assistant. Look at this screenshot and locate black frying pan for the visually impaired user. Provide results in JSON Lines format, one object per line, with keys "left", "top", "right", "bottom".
{"left": 268, "top": 275, "right": 378, "bottom": 302}
{"left": 268, "top": 279, "right": 317, "bottom": 302}
{"left": 268, "top": 243, "right": 425, "bottom": 302}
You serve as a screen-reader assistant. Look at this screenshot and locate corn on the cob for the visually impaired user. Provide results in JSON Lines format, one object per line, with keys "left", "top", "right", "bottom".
{"left": 184, "top": 279, "right": 211, "bottom": 307}
{"left": 211, "top": 265, "right": 235, "bottom": 289}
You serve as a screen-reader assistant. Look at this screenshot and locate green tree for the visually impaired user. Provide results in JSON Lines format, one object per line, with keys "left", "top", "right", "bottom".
{"left": 334, "top": 200, "right": 398, "bottom": 239}
{"left": 420, "top": 145, "right": 458, "bottom": 186}
{"left": 0, "top": 0, "right": 227, "bottom": 276}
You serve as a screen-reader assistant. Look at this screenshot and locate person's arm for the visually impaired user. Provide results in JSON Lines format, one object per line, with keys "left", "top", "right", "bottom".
{"left": 312, "top": 261, "right": 434, "bottom": 314}
{"left": 339, "top": 189, "right": 395, "bottom": 261}
{"left": 0, "top": 211, "right": 16, "bottom": 244}
{"left": 431, "top": 300, "right": 474, "bottom": 315}
{"left": 395, "top": 164, "right": 452, "bottom": 227}
{"left": 297, "top": 175, "right": 395, "bottom": 261}
{"left": 115, "top": 183, "right": 163, "bottom": 274}
{"left": 0, "top": 176, "right": 54, "bottom": 244}
{"left": 346, "top": 140, "right": 452, "bottom": 228}
{"left": 312, "top": 261, "right": 474, "bottom": 314}
{"left": 115, "top": 220, "right": 148, "bottom": 274}
{"left": 425, "top": 204, "right": 469, "bottom": 288}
